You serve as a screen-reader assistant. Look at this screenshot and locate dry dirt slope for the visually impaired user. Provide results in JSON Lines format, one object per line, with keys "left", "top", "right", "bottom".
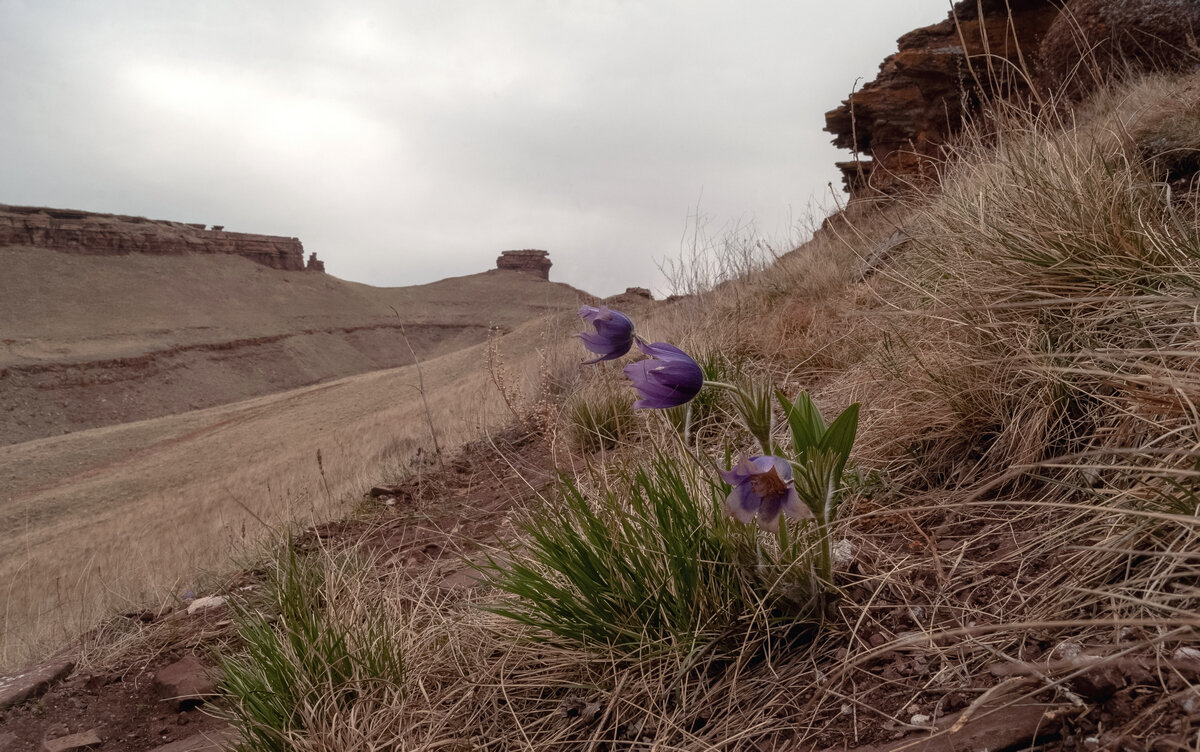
{"left": 0, "top": 246, "right": 584, "bottom": 445}
{"left": 0, "top": 299, "right": 584, "bottom": 672}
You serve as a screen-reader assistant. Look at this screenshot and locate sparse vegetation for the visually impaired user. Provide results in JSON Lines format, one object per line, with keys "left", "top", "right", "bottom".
{"left": 484, "top": 455, "right": 796, "bottom": 658}
{"left": 566, "top": 380, "right": 637, "bottom": 452}
{"left": 219, "top": 546, "right": 405, "bottom": 752}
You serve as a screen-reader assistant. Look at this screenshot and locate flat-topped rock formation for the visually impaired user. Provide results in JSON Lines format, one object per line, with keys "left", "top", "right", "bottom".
{"left": 0, "top": 204, "right": 324, "bottom": 272}
{"left": 496, "top": 249, "right": 551, "bottom": 279}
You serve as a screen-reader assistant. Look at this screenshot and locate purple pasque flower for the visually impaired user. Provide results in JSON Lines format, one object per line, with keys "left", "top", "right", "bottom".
{"left": 622, "top": 340, "right": 704, "bottom": 409}
{"left": 720, "top": 455, "right": 811, "bottom": 531}
{"left": 578, "top": 306, "right": 635, "bottom": 364}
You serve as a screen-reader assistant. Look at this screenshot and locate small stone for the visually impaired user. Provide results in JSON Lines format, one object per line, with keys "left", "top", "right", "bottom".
{"left": 1052, "top": 640, "right": 1083, "bottom": 660}
{"left": 185, "top": 596, "right": 226, "bottom": 615}
{"left": 149, "top": 731, "right": 236, "bottom": 752}
{"left": 438, "top": 568, "right": 483, "bottom": 590}
{"left": 832, "top": 539, "right": 856, "bottom": 568}
{"left": 154, "top": 656, "right": 216, "bottom": 710}
{"left": 910, "top": 714, "right": 932, "bottom": 726}
{"left": 42, "top": 730, "right": 102, "bottom": 752}
{"left": 1173, "top": 647, "right": 1200, "bottom": 662}
{"left": 369, "top": 484, "right": 406, "bottom": 498}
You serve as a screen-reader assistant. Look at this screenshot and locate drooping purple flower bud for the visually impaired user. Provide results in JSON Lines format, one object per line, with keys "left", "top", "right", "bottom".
{"left": 720, "top": 455, "right": 811, "bottom": 531}
{"left": 577, "top": 306, "right": 635, "bottom": 364}
{"left": 622, "top": 340, "right": 704, "bottom": 409}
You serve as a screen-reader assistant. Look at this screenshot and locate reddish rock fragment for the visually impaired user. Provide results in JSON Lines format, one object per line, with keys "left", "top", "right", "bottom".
{"left": 0, "top": 656, "right": 75, "bottom": 709}
{"left": 154, "top": 656, "right": 217, "bottom": 711}
{"left": 42, "top": 730, "right": 102, "bottom": 752}
{"left": 149, "top": 728, "right": 237, "bottom": 752}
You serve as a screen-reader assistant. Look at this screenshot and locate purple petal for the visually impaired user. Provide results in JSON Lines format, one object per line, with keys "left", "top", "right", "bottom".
{"left": 757, "top": 493, "right": 784, "bottom": 532}
{"left": 724, "top": 484, "right": 760, "bottom": 524}
{"left": 767, "top": 456, "right": 795, "bottom": 482}
{"left": 780, "top": 488, "right": 814, "bottom": 521}
{"left": 579, "top": 330, "right": 615, "bottom": 354}
{"left": 636, "top": 340, "right": 693, "bottom": 362}
{"left": 577, "top": 306, "right": 634, "bottom": 364}
{"left": 721, "top": 456, "right": 761, "bottom": 485}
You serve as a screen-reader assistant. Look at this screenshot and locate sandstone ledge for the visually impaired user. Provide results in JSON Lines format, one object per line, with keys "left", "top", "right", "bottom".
{"left": 0, "top": 204, "right": 324, "bottom": 272}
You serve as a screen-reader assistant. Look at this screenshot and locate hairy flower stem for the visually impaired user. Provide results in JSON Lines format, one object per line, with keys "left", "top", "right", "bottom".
{"left": 702, "top": 380, "right": 776, "bottom": 455}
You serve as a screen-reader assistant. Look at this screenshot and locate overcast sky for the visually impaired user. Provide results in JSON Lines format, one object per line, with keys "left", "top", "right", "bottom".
{"left": 0, "top": 1, "right": 949, "bottom": 297}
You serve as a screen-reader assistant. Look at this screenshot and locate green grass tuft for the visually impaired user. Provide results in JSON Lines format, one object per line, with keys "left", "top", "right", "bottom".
{"left": 483, "top": 453, "right": 819, "bottom": 659}
{"left": 217, "top": 546, "right": 405, "bottom": 752}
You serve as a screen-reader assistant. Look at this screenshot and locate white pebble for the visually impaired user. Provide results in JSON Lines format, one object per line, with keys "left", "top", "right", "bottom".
{"left": 187, "top": 595, "right": 227, "bottom": 615}
{"left": 832, "top": 539, "right": 856, "bottom": 568}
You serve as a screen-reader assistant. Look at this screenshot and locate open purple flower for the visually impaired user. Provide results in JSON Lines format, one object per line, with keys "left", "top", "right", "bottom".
{"left": 578, "top": 306, "right": 635, "bottom": 364}
{"left": 622, "top": 340, "right": 704, "bottom": 409}
{"left": 720, "top": 455, "right": 811, "bottom": 531}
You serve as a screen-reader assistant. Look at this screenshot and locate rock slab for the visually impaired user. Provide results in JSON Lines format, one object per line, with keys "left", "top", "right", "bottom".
{"left": 42, "top": 730, "right": 102, "bottom": 752}
{"left": 0, "top": 657, "right": 75, "bottom": 709}
{"left": 149, "top": 728, "right": 237, "bottom": 752}
{"left": 154, "top": 656, "right": 217, "bottom": 711}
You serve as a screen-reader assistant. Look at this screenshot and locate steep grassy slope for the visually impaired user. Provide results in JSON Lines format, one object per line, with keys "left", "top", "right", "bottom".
{"left": 0, "top": 248, "right": 583, "bottom": 445}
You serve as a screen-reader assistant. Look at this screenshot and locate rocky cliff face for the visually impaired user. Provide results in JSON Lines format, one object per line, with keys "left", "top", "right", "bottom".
{"left": 0, "top": 204, "right": 324, "bottom": 272}
{"left": 824, "top": 0, "right": 1059, "bottom": 197}
{"left": 824, "top": 0, "right": 1199, "bottom": 198}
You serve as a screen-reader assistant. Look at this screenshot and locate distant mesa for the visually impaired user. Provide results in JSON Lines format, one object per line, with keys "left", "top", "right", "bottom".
{"left": 496, "top": 249, "right": 551, "bottom": 280}
{"left": 0, "top": 203, "right": 325, "bottom": 272}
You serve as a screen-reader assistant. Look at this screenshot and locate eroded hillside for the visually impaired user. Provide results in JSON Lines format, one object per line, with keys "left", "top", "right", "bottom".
{"left": 0, "top": 242, "right": 583, "bottom": 445}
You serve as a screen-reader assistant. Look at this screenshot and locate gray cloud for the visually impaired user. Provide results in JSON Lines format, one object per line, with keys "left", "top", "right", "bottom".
{"left": 0, "top": 0, "right": 948, "bottom": 297}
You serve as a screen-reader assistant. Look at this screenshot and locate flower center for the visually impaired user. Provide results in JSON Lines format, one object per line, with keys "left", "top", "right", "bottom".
{"left": 750, "top": 467, "right": 788, "bottom": 500}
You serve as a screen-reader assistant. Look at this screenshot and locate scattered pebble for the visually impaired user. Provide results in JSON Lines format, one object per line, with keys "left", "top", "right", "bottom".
{"left": 186, "top": 596, "right": 226, "bottom": 615}
{"left": 832, "top": 539, "right": 855, "bottom": 568}
{"left": 1173, "top": 647, "right": 1200, "bottom": 661}
{"left": 909, "top": 714, "right": 932, "bottom": 726}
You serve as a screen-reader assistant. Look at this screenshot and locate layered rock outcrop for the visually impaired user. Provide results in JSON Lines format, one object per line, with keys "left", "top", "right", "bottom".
{"left": 496, "top": 249, "right": 552, "bottom": 280}
{"left": 824, "top": 0, "right": 1059, "bottom": 197}
{"left": 0, "top": 204, "right": 323, "bottom": 272}
{"left": 824, "top": 0, "right": 1199, "bottom": 198}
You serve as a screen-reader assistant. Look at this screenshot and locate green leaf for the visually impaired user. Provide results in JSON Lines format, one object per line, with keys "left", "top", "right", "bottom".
{"left": 776, "top": 390, "right": 825, "bottom": 456}
{"left": 819, "top": 403, "right": 859, "bottom": 486}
